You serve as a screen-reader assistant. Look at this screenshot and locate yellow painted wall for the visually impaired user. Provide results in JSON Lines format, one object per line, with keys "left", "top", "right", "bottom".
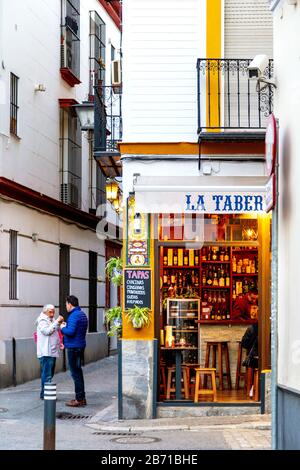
{"left": 206, "top": 0, "right": 222, "bottom": 129}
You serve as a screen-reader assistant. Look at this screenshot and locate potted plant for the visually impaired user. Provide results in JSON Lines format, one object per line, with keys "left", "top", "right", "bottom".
{"left": 105, "top": 257, "right": 123, "bottom": 287}
{"left": 125, "top": 305, "right": 151, "bottom": 329}
{"left": 105, "top": 306, "right": 122, "bottom": 337}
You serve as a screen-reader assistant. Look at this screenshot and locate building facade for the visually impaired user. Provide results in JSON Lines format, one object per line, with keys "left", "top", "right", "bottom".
{"left": 119, "top": 0, "right": 274, "bottom": 420}
{"left": 270, "top": 0, "right": 300, "bottom": 450}
{"left": 0, "top": 0, "right": 121, "bottom": 387}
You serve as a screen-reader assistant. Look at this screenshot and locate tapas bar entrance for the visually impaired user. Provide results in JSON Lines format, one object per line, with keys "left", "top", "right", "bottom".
{"left": 156, "top": 213, "right": 271, "bottom": 405}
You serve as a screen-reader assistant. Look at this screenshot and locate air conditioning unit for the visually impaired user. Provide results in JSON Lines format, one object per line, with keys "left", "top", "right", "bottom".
{"left": 111, "top": 59, "right": 122, "bottom": 93}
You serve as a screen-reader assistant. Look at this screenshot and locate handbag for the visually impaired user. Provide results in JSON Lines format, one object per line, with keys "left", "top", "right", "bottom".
{"left": 242, "top": 344, "right": 256, "bottom": 367}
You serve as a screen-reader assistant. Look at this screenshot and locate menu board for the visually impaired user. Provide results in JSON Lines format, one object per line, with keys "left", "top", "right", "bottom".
{"left": 124, "top": 269, "right": 151, "bottom": 309}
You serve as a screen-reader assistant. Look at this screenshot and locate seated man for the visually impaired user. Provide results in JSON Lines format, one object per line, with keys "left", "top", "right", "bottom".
{"left": 232, "top": 287, "right": 258, "bottom": 321}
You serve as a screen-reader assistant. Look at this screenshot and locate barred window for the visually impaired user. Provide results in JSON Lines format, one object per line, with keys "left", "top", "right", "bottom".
{"left": 10, "top": 73, "right": 19, "bottom": 136}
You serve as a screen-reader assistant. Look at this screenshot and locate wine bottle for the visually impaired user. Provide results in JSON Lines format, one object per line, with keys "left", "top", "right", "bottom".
{"left": 173, "top": 251, "right": 178, "bottom": 266}
{"left": 163, "top": 270, "right": 168, "bottom": 284}
{"left": 163, "top": 254, "right": 168, "bottom": 266}
{"left": 195, "top": 250, "right": 199, "bottom": 265}
{"left": 224, "top": 248, "right": 230, "bottom": 262}
{"left": 202, "top": 270, "right": 207, "bottom": 286}
{"left": 184, "top": 251, "right": 189, "bottom": 266}
{"left": 207, "top": 267, "right": 213, "bottom": 285}
{"left": 225, "top": 268, "right": 230, "bottom": 287}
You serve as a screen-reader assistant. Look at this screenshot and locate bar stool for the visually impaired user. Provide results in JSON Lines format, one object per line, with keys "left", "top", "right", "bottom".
{"left": 235, "top": 341, "right": 247, "bottom": 390}
{"left": 183, "top": 363, "right": 200, "bottom": 398}
{"left": 194, "top": 368, "right": 217, "bottom": 403}
{"left": 166, "top": 366, "right": 189, "bottom": 399}
{"left": 204, "top": 341, "right": 232, "bottom": 390}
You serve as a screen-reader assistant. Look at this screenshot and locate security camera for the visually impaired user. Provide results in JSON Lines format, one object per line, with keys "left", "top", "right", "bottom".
{"left": 247, "top": 54, "right": 269, "bottom": 80}
{"left": 247, "top": 54, "right": 277, "bottom": 91}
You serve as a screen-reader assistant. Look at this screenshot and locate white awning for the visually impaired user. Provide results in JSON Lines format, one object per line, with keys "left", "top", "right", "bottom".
{"left": 133, "top": 175, "right": 273, "bottom": 214}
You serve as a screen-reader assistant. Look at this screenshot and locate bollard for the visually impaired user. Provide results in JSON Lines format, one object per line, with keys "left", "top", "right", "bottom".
{"left": 43, "top": 383, "right": 56, "bottom": 450}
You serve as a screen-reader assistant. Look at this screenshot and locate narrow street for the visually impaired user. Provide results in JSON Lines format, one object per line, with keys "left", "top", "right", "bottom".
{"left": 0, "top": 355, "right": 271, "bottom": 451}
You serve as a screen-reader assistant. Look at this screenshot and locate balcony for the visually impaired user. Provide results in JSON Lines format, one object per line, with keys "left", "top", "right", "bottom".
{"left": 93, "top": 85, "right": 122, "bottom": 177}
{"left": 197, "top": 58, "right": 274, "bottom": 136}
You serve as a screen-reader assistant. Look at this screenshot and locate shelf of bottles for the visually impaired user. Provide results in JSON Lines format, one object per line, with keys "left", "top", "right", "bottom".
{"left": 166, "top": 298, "right": 200, "bottom": 363}
{"left": 161, "top": 245, "right": 258, "bottom": 322}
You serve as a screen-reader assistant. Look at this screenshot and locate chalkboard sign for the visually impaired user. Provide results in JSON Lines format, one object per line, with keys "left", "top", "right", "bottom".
{"left": 124, "top": 269, "right": 151, "bottom": 309}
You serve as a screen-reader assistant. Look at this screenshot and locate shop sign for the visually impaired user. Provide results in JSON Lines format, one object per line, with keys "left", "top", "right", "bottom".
{"left": 265, "top": 113, "right": 277, "bottom": 177}
{"left": 124, "top": 269, "right": 151, "bottom": 309}
{"left": 127, "top": 195, "right": 150, "bottom": 267}
{"left": 135, "top": 191, "right": 268, "bottom": 214}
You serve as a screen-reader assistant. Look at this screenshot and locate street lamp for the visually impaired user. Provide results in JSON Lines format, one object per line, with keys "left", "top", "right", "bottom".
{"left": 72, "top": 101, "right": 94, "bottom": 131}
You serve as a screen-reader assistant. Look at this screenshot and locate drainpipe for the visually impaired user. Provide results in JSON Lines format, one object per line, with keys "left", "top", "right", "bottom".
{"left": 271, "top": 140, "right": 279, "bottom": 449}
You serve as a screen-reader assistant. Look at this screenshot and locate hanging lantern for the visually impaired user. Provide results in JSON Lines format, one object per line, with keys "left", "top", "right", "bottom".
{"left": 106, "top": 179, "right": 119, "bottom": 202}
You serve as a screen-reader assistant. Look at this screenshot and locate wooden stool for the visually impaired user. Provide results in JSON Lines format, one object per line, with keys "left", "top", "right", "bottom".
{"left": 235, "top": 341, "right": 247, "bottom": 390}
{"left": 183, "top": 363, "right": 200, "bottom": 398}
{"left": 204, "top": 341, "right": 232, "bottom": 390}
{"left": 166, "top": 366, "right": 189, "bottom": 399}
{"left": 194, "top": 368, "right": 217, "bottom": 403}
{"left": 160, "top": 365, "right": 167, "bottom": 397}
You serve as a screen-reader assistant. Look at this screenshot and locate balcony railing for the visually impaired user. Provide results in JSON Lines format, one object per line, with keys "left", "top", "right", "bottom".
{"left": 94, "top": 85, "right": 122, "bottom": 156}
{"left": 197, "top": 58, "right": 274, "bottom": 132}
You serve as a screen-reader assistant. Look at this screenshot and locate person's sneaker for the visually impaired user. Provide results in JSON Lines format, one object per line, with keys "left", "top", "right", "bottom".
{"left": 65, "top": 399, "right": 86, "bottom": 407}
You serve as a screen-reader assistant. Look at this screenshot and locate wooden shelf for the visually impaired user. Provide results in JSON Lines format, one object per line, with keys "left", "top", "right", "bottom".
{"left": 202, "top": 261, "right": 231, "bottom": 264}
{"left": 169, "top": 316, "right": 198, "bottom": 319}
{"left": 202, "top": 285, "right": 230, "bottom": 289}
{"left": 162, "top": 265, "right": 200, "bottom": 269}
{"left": 232, "top": 273, "right": 258, "bottom": 277}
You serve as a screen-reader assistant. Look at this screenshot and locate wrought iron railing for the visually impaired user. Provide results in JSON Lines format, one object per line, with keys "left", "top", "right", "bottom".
{"left": 94, "top": 85, "right": 122, "bottom": 155}
{"left": 197, "top": 58, "right": 274, "bottom": 132}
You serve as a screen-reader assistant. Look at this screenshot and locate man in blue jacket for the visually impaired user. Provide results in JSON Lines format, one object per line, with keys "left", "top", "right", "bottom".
{"left": 61, "top": 295, "right": 88, "bottom": 407}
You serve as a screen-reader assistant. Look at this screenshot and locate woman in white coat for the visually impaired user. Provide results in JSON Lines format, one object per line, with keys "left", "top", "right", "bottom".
{"left": 36, "top": 305, "right": 64, "bottom": 399}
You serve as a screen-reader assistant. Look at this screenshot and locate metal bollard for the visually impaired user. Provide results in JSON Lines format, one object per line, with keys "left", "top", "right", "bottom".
{"left": 43, "top": 383, "right": 56, "bottom": 450}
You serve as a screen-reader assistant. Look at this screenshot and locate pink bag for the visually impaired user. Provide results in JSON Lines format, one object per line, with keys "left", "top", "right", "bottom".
{"left": 34, "top": 329, "right": 64, "bottom": 348}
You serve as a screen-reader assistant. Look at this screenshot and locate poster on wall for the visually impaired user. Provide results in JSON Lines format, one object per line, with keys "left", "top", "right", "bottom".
{"left": 127, "top": 195, "right": 150, "bottom": 267}
{"left": 124, "top": 269, "right": 151, "bottom": 309}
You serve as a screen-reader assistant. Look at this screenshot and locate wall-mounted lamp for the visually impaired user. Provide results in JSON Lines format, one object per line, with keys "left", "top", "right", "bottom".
{"left": 32, "top": 233, "right": 39, "bottom": 242}
{"left": 34, "top": 84, "right": 46, "bottom": 92}
{"left": 106, "top": 178, "right": 119, "bottom": 203}
{"left": 72, "top": 101, "right": 94, "bottom": 131}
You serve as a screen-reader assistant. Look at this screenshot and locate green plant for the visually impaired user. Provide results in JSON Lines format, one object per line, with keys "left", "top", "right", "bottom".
{"left": 125, "top": 305, "right": 151, "bottom": 329}
{"left": 105, "top": 306, "right": 122, "bottom": 337}
{"left": 105, "top": 257, "right": 123, "bottom": 286}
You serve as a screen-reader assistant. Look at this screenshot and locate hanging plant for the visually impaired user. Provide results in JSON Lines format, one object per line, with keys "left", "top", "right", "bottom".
{"left": 105, "top": 257, "right": 123, "bottom": 287}
{"left": 105, "top": 306, "right": 122, "bottom": 337}
{"left": 125, "top": 305, "right": 151, "bottom": 330}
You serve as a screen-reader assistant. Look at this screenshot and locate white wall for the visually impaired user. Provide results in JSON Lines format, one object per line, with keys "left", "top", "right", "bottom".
{"left": 122, "top": 0, "right": 206, "bottom": 143}
{"left": 273, "top": 1, "right": 300, "bottom": 392}
{"left": 0, "top": 200, "right": 106, "bottom": 339}
{"left": 0, "top": 0, "right": 120, "bottom": 211}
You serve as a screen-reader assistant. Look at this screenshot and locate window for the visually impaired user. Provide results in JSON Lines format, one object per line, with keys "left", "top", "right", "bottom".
{"left": 60, "top": 0, "right": 80, "bottom": 85}
{"left": 60, "top": 107, "right": 82, "bottom": 209}
{"left": 10, "top": 73, "right": 19, "bottom": 136}
{"left": 89, "top": 251, "right": 98, "bottom": 332}
{"left": 111, "top": 45, "right": 115, "bottom": 61}
{"left": 89, "top": 10, "right": 106, "bottom": 97}
{"left": 59, "top": 244, "right": 70, "bottom": 317}
{"left": 9, "top": 230, "right": 18, "bottom": 300}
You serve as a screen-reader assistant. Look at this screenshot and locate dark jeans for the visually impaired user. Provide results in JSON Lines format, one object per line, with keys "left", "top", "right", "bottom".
{"left": 67, "top": 348, "right": 86, "bottom": 401}
{"left": 39, "top": 356, "right": 56, "bottom": 399}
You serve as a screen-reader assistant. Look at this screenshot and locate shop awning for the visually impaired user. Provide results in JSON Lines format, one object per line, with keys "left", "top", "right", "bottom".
{"left": 133, "top": 175, "right": 273, "bottom": 214}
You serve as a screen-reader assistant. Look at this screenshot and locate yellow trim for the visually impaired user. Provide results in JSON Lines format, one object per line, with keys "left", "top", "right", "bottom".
{"left": 206, "top": 0, "right": 222, "bottom": 130}
{"left": 119, "top": 142, "right": 199, "bottom": 155}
